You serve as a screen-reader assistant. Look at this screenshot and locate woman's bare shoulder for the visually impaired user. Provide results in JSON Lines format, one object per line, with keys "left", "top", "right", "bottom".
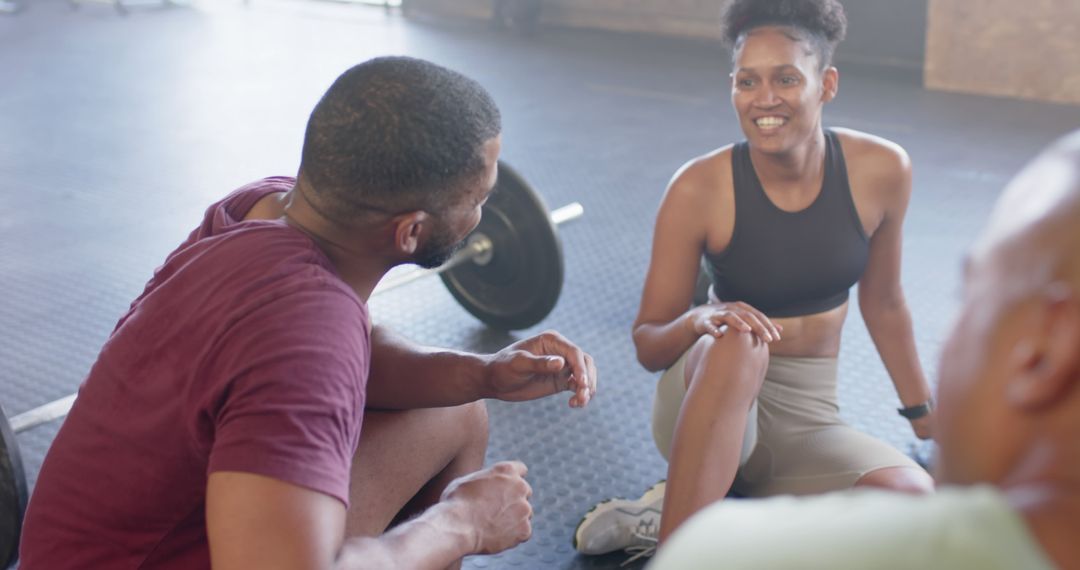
{"left": 831, "top": 127, "right": 912, "bottom": 194}
{"left": 831, "top": 127, "right": 911, "bottom": 173}
{"left": 666, "top": 144, "right": 736, "bottom": 202}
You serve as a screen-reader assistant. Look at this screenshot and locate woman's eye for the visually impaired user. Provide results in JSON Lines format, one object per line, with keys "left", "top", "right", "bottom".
{"left": 778, "top": 76, "right": 799, "bottom": 86}
{"left": 737, "top": 78, "right": 755, "bottom": 88}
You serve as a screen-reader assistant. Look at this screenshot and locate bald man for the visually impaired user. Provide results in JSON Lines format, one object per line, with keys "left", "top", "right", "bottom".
{"left": 649, "top": 130, "right": 1080, "bottom": 570}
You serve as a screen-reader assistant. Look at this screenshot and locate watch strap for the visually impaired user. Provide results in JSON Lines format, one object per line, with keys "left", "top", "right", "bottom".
{"left": 898, "top": 401, "right": 933, "bottom": 420}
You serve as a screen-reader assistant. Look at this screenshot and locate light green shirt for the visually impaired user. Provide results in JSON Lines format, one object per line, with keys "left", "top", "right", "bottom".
{"left": 649, "top": 485, "right": 1054, "bottom": 570}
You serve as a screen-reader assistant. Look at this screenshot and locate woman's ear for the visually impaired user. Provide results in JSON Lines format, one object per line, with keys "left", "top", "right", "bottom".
{"left": 1006, "top": 283, "right": 1080, "bottom": 410}
{"left": 821, "top": 66, "right": 839, "bottom": 103}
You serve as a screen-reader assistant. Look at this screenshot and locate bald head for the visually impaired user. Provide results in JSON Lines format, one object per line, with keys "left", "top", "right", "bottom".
{"left": 974, "top": 131, "right": 1080, "bottom": 294}
{"left": 935, "top": 129, "right": 1080, "bottom": 486}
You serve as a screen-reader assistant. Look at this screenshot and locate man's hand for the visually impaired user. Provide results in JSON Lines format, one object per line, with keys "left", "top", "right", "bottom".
{"left": 441, "top": 462, "right": 534, "bottom": 555}
{"left": 483, "top": 331, "right": 598, "bottom": 408}
{"left": 909, "top": 413, "right": 933, "bottom": 440}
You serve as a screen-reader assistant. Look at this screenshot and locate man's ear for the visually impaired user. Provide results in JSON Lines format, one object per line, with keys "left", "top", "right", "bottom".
{"left": 1006, "top": 283, "right": 1080, "bottom": 410}
{"left": 391, "top": 210, "right": 431, "bottom": 255}
{"left": 821, "top": 66, "right": 839, "bottom": 103}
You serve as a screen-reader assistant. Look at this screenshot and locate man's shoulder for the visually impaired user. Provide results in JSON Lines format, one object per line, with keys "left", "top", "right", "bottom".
{"left": 215, "top": 177, "right": 296, "bottom": 218}
{"left": 163, "top": 221, "right": 351, "bottom": 303}
{"left": 181, "top": 176, "right": 296, "bottom": 247}
{"left": 143, "top": 215, "right": 365, "bottom": 344}
{"left": 650, "top": 486, "right": 1052, "bottom": 570}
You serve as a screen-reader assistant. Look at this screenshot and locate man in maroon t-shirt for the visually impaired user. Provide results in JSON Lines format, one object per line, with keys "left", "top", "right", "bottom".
{"left": 20, "top": 57, "right": 597, "bottom": 569}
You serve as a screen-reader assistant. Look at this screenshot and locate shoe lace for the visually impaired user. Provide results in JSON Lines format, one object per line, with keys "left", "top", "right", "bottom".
{"left": 620, "top": 518, "right": 659, "bottom": 567}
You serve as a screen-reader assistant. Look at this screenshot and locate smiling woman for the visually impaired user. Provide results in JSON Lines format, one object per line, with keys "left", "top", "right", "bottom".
{"left": 573, "top": 0, "right": 938, "bottom": 561}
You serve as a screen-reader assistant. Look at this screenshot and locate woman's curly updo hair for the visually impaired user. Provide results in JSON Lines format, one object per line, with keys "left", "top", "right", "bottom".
{"left": 721, "top": 0, "right": 848, "bottom": 71}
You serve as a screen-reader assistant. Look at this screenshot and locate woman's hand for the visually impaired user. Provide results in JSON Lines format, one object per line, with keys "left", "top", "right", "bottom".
{"left": 688, "top": 302, "right": 783, "bottom": 343}
{"left": 909, "top": 413, "right": 933, "bottom": 440}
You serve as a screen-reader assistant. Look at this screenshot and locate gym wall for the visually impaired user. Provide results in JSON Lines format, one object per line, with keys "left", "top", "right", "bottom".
{"left": 415, "top": 0, "right": 1080, "bottom": 105}
{"left": 411, "top": 0, "right": 928, "bottom": 74}
{"left": 925, "top": 0, "right": 1080, "bottom": 106}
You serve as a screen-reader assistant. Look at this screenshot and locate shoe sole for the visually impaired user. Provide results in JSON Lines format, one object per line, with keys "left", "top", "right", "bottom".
{"left": 573, "top": 480, "right": 665, "bottom": 552}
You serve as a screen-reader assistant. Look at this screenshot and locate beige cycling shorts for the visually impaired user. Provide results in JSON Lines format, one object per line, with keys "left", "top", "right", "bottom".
{"left": 652, "top": 351, "right": 922, "bottom": 497}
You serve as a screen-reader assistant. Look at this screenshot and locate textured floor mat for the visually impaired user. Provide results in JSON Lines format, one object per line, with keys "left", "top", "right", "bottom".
{"left": 2, "top": 1, "right": 1077, "bottom": 568}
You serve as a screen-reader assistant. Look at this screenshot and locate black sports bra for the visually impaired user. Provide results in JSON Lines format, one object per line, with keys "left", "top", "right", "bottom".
{"left": 703, "top": 130, "right": 870, "bottom": 318}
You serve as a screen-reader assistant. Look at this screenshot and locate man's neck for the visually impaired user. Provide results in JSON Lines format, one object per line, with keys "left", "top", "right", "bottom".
{"left": 1004, "top": 438, "right": 1080, "bottom": 568}
{"left": 281, "top": 183, "right": 396, "bottom": 302}
{"left": 282, "top": 211, "right": 391, "bottom": 301}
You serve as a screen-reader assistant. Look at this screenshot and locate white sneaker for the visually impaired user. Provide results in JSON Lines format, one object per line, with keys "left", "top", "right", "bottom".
{"left": 573, "top": 480, "right": 664, "bottom": 561}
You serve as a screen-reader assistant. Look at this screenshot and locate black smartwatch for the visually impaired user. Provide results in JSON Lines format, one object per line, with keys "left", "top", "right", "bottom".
{"left": 897, "top": 400, "right": 933, "bottom": 420}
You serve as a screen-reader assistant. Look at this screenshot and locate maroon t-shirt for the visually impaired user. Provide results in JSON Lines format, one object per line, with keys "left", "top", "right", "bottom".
{"left": 20, "top": 178, "right": 370, "bottom": 569}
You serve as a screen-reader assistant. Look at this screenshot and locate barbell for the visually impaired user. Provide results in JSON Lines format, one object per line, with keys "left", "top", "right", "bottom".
{"left": 0, "top": 160, "right": 582, "bottom": 568}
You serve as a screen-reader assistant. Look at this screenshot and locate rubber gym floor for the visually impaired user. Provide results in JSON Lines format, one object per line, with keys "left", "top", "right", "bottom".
{"left": 1, "top": 1, "right": 1078, "bottom": 568}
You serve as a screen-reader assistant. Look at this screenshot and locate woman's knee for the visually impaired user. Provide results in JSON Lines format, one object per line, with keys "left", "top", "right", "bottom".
{"left": 686, "top": 332, "right": 770, "bottom": 390}
{"left": 855, "top": 466, "right": 934, "bottom": 494}
{"left": 707, "top": 330, "right": 769, "bottom": 367}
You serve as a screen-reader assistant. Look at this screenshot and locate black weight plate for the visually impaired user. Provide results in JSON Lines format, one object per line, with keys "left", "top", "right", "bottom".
{"left": 1, "top": 405, "right": 27, "bottom": 569}
{"left": 440, "top": 161, "right": 564, "bottom": 330}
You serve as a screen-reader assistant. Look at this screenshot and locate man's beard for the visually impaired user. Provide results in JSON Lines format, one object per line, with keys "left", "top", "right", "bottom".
{"left": 413, "top": 226, "right": 468, "bottom": 269}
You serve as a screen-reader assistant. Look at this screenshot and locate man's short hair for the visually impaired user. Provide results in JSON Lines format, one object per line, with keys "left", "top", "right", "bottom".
{"left": 299, "top": 56, "right": 502, "bottom": 224}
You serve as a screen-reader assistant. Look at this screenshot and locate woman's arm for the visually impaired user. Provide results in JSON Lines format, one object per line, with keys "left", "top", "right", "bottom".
{"left": 633, "top": 159, "right": 779, "bottom": 372}
{"left": 857, "top": 145, "right": 934, "bottom": 439}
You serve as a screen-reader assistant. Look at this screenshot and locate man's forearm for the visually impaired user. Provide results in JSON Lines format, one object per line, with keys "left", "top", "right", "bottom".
{"left": 335, "top": 502, "right": 474, "bottom": 570}
{"left": 863, "top": 304, "right": 932, "bottom": 406}
{"left": 365, "top": 325, "right": 492, "bottom": 409}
